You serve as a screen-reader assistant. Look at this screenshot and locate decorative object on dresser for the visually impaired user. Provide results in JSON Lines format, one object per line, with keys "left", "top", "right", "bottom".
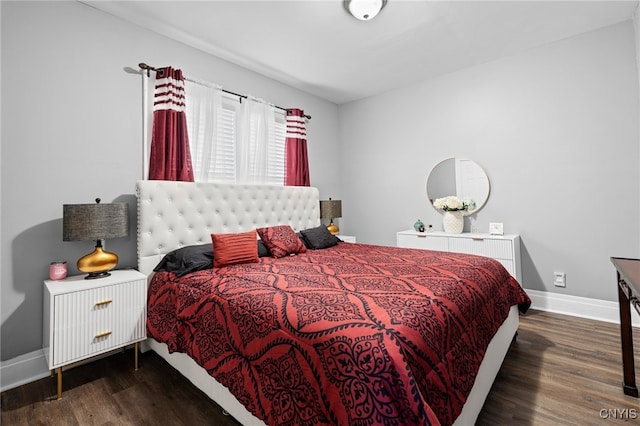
{"left": 426, "top": 157, "right": 490, "bottom": 214}
{"left": 489, "top": 222, "right": 505, "bottom": 235}
{"left": 397, "top": 229, "right": 522, "bottom": 284}
{"left": 63, "top": 199, "right": 128, "bottom": 279}
{"left": 442, "top": 209, "right": 465, "bottom": 233}
{"left": 48, "top": 261, "right": 67, "bottom": 280}
{"left": 413, "top": 219, "right": 425, "bottom": 232}
{"left": 433, "top": 196, "right": 475, "bottom": 234}
{"left": 319, "top": 197, "right": 342, "bottom": 235}
{"left": 427, "top": 157, "right": 489, "bottom": 234}
{"left": 42, "top": 269, "right": 147, "bottom": 399}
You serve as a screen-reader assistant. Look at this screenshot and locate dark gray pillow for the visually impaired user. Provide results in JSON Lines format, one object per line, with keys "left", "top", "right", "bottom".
{"left": 300, "top": 226, "right": 340, "bottom": 250}
{"left": 258, "top": 240, "right": 271, "bottom": 257}
{"left": 154, "top": 243, "right": 214, "bottom": 277}
{"left": 155, "top": 240, "right": 272, "bottom": 276}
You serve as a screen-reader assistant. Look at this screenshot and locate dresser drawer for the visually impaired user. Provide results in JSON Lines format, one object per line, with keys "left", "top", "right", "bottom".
{"left": 51, "top": 279, "right": 146, "bottom": 366}
{"left": 397, "top": 230, "right": 522, "bottom": 284}
{"left": 397, "top": 233, "right": 448, "bottom": 251}
{"left": 495, "top": 259, "right": 516, "bottom": 278}
{"left": 448, "top": 237, "right": 513, "bottom": 260}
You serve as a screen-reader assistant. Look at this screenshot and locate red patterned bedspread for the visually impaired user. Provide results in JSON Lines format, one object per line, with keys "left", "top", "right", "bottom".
{"left": 147, "top": 243, "right": 530, "bottom": 426}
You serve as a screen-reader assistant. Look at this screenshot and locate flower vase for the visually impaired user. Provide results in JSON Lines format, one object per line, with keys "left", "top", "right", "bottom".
{"left": 442, "top": 211, "right": 464, "bottom": 234}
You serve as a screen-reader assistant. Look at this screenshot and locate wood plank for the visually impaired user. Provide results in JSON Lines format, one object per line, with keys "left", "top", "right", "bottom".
{"left": 64, "top": 378, "right": 125, "bottom": 425}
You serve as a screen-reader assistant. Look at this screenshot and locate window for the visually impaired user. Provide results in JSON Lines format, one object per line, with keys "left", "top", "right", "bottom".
{"left": 185, "top": 81, "right": 286, "bottom": 185}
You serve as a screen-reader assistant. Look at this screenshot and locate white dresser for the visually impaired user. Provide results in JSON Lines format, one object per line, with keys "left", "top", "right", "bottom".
{"left": 397, "top": 230, "right": 522, "bottom": 284}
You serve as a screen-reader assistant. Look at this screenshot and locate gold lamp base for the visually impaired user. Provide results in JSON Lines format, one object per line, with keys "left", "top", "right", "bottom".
{"left": 77, "top": 240, "right": 118, "bottom": 279}
{"left": 327, "top": 221, "right": 340, "bottom": 236}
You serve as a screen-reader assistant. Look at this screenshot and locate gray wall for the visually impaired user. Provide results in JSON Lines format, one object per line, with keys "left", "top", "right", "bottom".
{"left": 339, "top": 21, "right": 640, "bottom": 302}
{"left": 0, "top": 1, "right": 341, "bottom": 361}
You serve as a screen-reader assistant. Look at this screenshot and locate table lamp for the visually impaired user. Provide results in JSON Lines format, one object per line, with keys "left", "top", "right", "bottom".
{"left": 63, "top": 198, "right": 129, "bottom": 279}
{"left": 320, "top": 198, "right": 342, "bottom": 235}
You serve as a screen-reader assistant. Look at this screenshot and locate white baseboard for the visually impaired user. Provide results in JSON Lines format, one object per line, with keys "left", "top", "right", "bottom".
{"left": 0, "top": 349, "right": 50, "bottom": 392}
{"left": 1, "top": 290, "right": 638, "bottom": 392}
{"left": 527, "top": 289, "right": 640, "bottom": 327}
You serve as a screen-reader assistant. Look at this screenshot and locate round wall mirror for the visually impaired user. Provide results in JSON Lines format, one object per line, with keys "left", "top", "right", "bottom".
{"left": 426, "top": 158, "right": 490, "bottom": 214}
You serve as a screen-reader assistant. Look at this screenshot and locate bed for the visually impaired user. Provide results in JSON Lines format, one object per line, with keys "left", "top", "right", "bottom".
{"left": 136, "top": 180, "right": 530, "bottom": 426}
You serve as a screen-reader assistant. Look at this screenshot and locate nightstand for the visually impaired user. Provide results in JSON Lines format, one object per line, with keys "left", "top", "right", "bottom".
{"left": 338, "top": 235, "right": 357, "bottom": 243}
{"left": 43, "top": 269, "right": 147, "bottom": 399}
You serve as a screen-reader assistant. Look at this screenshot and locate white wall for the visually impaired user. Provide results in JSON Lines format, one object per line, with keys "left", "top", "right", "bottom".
{"left": 339, "top": 21, "right": 640, "bottom": 302}
{"left": 0, "top": 1, "right": 340, "bottom": 361}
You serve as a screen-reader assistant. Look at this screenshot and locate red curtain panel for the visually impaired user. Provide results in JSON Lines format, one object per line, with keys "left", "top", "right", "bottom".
{"left": 284, "top": 108, "right": 310, "bottom": 186}
{"left": 148, "top": 67, "right": 194, "bottom": 182}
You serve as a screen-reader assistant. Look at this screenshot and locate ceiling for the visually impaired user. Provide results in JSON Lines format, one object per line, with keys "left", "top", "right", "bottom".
{"left": 84, "top": 1, "right": 638, "bottom": 104}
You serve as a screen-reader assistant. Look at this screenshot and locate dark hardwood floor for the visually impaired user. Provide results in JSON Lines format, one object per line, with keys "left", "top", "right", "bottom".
{"left": 3, "top": 310, "right": 640, "bottom": 425}
{"left": 476, "top": 310, "right": 640, "bottom": 425}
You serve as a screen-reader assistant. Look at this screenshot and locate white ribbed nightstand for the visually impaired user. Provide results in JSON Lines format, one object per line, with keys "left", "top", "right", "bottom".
{"left": 43, "top": 269, "right": 147, "bottom": 399}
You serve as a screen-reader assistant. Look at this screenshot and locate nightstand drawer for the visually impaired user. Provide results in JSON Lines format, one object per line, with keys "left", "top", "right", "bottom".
{"left": 53, "top": 318, "right": 144, "bottom": 366}
{"left": 50, "top": 276, "right": 146, "bottom": 367}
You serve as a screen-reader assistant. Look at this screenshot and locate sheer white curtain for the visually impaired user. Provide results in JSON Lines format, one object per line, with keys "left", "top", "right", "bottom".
{"left": 184, "top": 81, "right": 283, "bottom": 184}
{"left": 184, "top": 80, "right": 225, "bottom": 182}
{"left": 237, "top": 97, "right": 277, "bottom": 184}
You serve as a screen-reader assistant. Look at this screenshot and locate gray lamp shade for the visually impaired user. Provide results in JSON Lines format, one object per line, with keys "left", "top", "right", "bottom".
{"left": 320, "top": 199, "right": 342, "bottom": 220}
{"left": 63, "top": 202, "right": 129, "bottom": 241}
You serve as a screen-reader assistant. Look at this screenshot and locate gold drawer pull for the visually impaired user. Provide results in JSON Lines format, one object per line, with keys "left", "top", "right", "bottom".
{"left": 416, "top": 234, "right": 427, "bottom": 238}
{"left": 95, "top": 331, "right": 112, "bottom": 339}
{"left": 472, "top": 237, "right": 485, "bottom": 241}
{"left": 95, "top": 299, "right": 112, "bottom": 307}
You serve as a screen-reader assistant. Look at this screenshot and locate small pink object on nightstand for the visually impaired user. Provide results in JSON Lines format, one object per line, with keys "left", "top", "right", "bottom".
{"left": 49, "top": 261, "right": 67, "bottom": 280}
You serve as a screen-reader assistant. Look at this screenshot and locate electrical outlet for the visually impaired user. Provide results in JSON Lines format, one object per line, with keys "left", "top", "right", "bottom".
{"left": 554, "top": 272, "right": 566, "bottom": 287}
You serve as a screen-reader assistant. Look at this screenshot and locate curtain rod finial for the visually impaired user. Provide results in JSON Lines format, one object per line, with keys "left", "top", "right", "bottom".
{"left": 139, "top": 63, "right": 151, "bottom": 77}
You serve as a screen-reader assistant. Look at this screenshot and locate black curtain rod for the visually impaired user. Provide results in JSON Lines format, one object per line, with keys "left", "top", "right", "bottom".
{"left": 139, "top": 63, "right": 311, "bottom": 120}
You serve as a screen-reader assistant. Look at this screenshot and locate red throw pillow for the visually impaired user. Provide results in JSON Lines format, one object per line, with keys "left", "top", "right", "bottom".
{"left": 211, "top": 230, "right": 260, "bottom": 268}
{"left": 256, "top": 225, "right": 307, "bottom": 258}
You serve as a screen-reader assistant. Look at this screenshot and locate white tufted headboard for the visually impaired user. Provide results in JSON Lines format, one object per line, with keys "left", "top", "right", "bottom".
{"left": 136, "top": 180, "right": 321, "bottom": 275}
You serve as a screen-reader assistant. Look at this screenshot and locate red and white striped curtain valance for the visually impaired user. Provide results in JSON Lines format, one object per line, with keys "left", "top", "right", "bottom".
{"left": 286, "top": 110, "right": 307, "bottom": 140}
{"left": 153, "top": 68, "right": 186, "bottom": 112}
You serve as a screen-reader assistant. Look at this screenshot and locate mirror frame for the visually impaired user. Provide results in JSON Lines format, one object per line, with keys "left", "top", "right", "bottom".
{"left": 426, "top": 157, "right": 490, "bottom": 215}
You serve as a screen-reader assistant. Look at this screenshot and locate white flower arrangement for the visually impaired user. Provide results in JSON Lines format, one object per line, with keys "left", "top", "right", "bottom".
{"left": 433, "top": 196, "right": 476, "bottom": 212}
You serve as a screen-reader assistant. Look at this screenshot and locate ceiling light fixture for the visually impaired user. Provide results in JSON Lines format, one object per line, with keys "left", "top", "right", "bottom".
{"left": 344, "top": 0, "right": 387, "bottom": 21}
